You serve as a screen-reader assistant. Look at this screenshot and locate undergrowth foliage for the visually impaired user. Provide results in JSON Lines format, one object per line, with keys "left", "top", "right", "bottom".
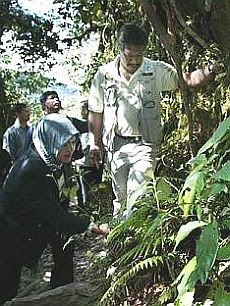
{"left": 98, "top": 116, "right": 230, "bottom": 306}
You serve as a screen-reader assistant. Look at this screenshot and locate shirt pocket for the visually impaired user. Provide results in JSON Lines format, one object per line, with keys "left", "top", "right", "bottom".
{"left": 103, "top": 83, "right": 118, "bottom": 107}
{"left": 139, "top": 75, "right": 156, "bottom": 108}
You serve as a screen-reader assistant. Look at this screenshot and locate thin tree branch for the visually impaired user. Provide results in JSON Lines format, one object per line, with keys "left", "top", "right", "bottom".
{"left": 170, "top": 0, "right": 209, "bottom": 49}
{"left": 140, "top": 1, "right": 175, "bottom": 55}
{"left": 141, "top": 0, "right": 197, "bottom": 156}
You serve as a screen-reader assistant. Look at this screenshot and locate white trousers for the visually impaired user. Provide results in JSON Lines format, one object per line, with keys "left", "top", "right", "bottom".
{"left": 107, "top": 136, "right": 158, "bottom": 218}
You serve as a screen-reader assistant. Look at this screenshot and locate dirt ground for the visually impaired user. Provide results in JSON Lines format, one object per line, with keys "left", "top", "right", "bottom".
{"left": 16, "top": 234, "right": 107, "bottom": 300}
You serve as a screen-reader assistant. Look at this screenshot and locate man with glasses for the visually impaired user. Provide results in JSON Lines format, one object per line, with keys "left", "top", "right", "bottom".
{"left": 88, "top": 22, "right": 221, "bottom": 219}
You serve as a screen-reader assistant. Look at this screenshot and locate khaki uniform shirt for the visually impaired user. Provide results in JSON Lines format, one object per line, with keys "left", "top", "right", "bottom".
{"left": 88, "top": 56, "right": 179, "bottom": 147}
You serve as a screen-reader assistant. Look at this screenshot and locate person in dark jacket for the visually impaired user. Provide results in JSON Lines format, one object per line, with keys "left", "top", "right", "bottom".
{"left": 0, "top": 148, "right": 11, "bottom": 187}
{"left": 0, "top": 113, "right": 104, "bottom": 304}
{"left": 40, "top": 90, "right": 88, "bottom": 134}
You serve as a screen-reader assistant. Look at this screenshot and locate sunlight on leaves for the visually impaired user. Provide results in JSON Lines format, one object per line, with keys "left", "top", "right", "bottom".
{"left": 174, "top": 221, "right": 207, "bottom": 250}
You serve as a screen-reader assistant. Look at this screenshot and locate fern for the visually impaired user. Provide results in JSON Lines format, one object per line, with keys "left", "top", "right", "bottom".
{"left": 100, "top": 256, "right": 163, "bottom": 305}
{"left": 101, "top": 194, "right": 182, "bottom": 305}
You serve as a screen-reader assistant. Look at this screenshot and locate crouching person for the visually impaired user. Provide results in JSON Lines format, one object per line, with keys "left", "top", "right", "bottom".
{"left": 0, "top": 113, "right": 106, "bottom": 304}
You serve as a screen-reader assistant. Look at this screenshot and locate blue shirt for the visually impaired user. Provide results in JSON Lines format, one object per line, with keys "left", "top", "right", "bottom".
{"left": 2, "top": 119, "right": 33, "bottom": 161}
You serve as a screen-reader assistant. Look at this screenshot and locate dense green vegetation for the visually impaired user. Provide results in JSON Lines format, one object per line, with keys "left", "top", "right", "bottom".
{"left": 1, "top": 0, "right": 230, "bottom": 305}
{"left": 97, "top": 117, "right": 230, "bottom": 305}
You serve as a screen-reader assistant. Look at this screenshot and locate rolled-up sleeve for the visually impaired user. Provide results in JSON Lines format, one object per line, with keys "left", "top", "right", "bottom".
{"left": 88, "top": 69, "right": 105, "bottom": 113}
{"left": 2, "top": 129, "right": 16, "bottom": 161}
{"left": 155, "top": 61, "right": 179, "bottom": 92}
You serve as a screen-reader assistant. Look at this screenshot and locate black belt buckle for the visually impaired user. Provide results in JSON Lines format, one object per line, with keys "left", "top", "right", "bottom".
{"left": 116, "top": 134, "right": 142, "bottom": 143}
{"left": 132, "top": 136, "right": 142, "bottom": 143}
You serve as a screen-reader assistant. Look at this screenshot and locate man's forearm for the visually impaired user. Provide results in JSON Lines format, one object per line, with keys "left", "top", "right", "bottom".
{"left": 183, "top": 65, "right": 218, "bottom": 88}
{"left": 88, "top": 111, "right": 103, "bottom": 146}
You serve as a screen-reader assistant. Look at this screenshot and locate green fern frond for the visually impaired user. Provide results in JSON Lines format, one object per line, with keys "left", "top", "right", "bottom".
{"left": 114, "top": 245, "right": 140, "bottom": 266}
{"left": 136, "top": 235, "right": 163, "bottom": 258}
{"left": 100, "top": 256, "right": 163, "bottom": 305}
{"left": 109, "top": 206, "right": 151, "bottom": 241}
{"left": 112, "top": 215, "right": 166, "bottom": 266}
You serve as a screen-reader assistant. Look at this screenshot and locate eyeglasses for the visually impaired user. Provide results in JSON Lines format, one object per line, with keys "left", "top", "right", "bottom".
{"left": 46, "top": 95, "right": 60, "bottom": 101}
{"left": 121, "top": 48, "right": 145, "bottom": 64}
{"left": 122, "top": 50, "right": 144, "bottom": 59}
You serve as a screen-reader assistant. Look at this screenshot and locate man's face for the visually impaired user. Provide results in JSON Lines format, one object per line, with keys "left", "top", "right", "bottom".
{"left": 43, "top": 94, "right": 61, "bottom": 114}
{"left": 18, "top": 107, "right": 30, "bottom": 122}
{"left": 120, "top": 45, "right": 145, "bottom": 74}
{"left": 57, "top": 136, "right": 76, "bottom": 164}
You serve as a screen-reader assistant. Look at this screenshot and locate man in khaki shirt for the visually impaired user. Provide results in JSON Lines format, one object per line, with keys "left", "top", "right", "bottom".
{"left": 88, "top": 23, "right": 220, "bottom": 218}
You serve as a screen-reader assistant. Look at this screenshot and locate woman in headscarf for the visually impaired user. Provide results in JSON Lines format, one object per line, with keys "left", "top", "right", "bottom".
{"left": 0, "top": 113, "right": 105, "bottom": 304}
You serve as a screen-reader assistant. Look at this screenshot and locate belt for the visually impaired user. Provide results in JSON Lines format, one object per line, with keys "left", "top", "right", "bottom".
{"left": 115, "top": 134, "right": 142, "bottom": 143}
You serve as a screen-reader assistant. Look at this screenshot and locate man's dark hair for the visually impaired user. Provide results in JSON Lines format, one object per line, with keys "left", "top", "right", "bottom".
{"left": 118, "top": 23, "right": 148, "bottom": 50}
{"left": 13, "top": 103, "right": 27, "bottom": 114}
{"left": 40, "top": 90, "right": 59, "bottom": 105}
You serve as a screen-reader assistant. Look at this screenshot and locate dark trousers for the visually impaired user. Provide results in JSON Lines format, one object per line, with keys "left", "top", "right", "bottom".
{"left": 77, "top": 165, "right": 103, "bottom": 208}
{"left": 0, "top": 260, "right": 21, "bottom": 304}
{"left": 0, "top": 228, "right": 51, "bottom": 304}
{"left": 50, "top": 231, "right": 75, "bottom": 288}
{"left": 0, "top": 229, "right": 75, "bottom": 304}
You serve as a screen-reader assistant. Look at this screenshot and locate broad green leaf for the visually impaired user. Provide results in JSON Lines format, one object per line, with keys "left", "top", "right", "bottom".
{"left": 179, "top": 172, "right": 205, "bottom": 216}
{"left": 193, "top": 222, "right": 219, "bottom": 284}
{"left": 198, "top": 117, "right": 230, "bottom": 155}
{"left": 174, "top": 256, "right": 197, "bottom": 285}
{"left": 213, "top": 161, "right": 230, "bottom": 182}
{"left": 174, "top": 221, "right": 207, "bottom": 250}
{"left": 177, "top": 224, "right": 219, "bottom": 300}
{"left": 155, "top": 178, "right": 172, "bottom": 202}
{"left": 188, "top": 154, "right": 208, "bottom": 170}
{"left": 209, "top": 183, "right": 228, "bottom": 196}
{"left": 214, "top": 293, "right": 230, "bottom": 306}
{"left": 217, "top": 244, "right": 230, "bottom": 260}
{"left": 174, "top": 257, "right": 197, "bottom": 298}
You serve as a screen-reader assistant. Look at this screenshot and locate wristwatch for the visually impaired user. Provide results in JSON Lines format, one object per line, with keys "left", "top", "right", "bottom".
{"left": 208, "top": 64, "right": 216, "bottom": 75}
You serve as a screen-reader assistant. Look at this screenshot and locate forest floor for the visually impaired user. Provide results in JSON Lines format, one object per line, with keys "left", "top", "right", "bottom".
{"left": 17, "top": 234, "right": 107, "bottom": 299}
{"left": 4, "top": 181, "right": 165, "bottom": 305}
{"left": 15, "top": 233, "right": 164, "bottom": 306}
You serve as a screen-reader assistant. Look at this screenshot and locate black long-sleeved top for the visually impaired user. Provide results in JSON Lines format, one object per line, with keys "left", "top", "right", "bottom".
{"left": 69, "top": 117, "right": 88, "bottom": 134}
{"left": 0, "top": 147, "right": 90, "bottom": 234}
